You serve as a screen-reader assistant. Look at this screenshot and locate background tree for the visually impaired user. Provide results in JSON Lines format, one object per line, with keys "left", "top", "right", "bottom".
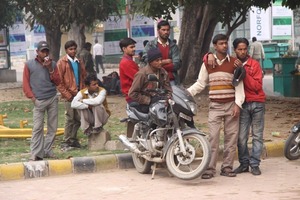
{"left": 131, "top": 0, "right": 277, "bottom": 84}
{"left": 0, "top": 1, "right": 22, "bottom": 29}
{"left": 16, "top": 0, "right": 121, "bottom": 61}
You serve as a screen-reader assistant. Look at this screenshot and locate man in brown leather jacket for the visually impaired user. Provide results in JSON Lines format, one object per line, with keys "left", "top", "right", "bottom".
{"left": 57, "top": 40, "right": 87, "bottom": 150}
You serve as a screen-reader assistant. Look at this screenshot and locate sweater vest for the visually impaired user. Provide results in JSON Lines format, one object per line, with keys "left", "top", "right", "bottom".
{"left": 26, "top": 59, "right": 57, "bottom": 100}
{"left": 80, "top": 87, "right": 111, "bottom": 116}
{"left": 205, "top": 58, "right": 236, "bottom": 103}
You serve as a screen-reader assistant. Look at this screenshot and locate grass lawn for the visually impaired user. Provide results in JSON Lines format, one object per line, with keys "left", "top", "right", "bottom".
{"left": 0, "top": 100, "right": 126, "bottom": 164}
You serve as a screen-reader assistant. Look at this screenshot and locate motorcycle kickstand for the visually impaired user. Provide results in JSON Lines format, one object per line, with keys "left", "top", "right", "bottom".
{"left": 151, "top": 163, "right": 157, "bottom": 179}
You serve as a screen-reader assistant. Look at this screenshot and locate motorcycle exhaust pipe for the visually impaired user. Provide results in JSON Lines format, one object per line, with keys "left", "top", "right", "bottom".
{"left": 119, "top": 135, "right": 141, "bottom": 154}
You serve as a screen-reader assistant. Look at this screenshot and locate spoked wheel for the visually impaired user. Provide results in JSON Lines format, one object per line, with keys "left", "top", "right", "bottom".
{"left": 131, "top": 126, "right": 152, "bottom": 174}
{"left": 166, "top": 133, "right": 211, "bottom": 180}
{"left": 284, "top": 132, "right": 300, "bottom": 160}
{"left": 132, "top": 151, "right": 152, "bottom": 174}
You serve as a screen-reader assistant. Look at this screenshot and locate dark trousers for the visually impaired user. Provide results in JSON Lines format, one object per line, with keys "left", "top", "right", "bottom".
{"left": 95, "top": 55, "right": 104, "bottom": 73}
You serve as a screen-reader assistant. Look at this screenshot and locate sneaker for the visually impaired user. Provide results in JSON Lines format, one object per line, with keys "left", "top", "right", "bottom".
{"left": 234, "top": 165, "right": 249, "bottom": 174}
{"left": 251, "top": 166, "right": 261, "bottom": 176}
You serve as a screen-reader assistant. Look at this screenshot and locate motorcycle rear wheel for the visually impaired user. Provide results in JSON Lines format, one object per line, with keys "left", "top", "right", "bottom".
{"left": 132, "top": 153, "right": 152, "bottom": 174}
{"left": 284, "top": 132, "right": 300, "bottom": 160}
{"left": 166, "top": 133, "right": 211, "bottom": 180}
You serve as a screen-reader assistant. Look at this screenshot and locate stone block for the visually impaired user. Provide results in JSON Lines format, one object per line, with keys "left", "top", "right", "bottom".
{"left": 105, "top": 140, "right": 126, "bottom": 151}
{"left": 88, "top": 129, "right": 111, "bottom": 150}
{"left": 0, "top": 69, "right": 16, "bottom": 83}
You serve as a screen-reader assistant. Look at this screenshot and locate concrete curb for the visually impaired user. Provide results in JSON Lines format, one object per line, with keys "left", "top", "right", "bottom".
{"left": 0, "top": 141, "right": 285, "bottom": 181}
{"left": 0, "top": 153, "right": 133, "bottom": 181}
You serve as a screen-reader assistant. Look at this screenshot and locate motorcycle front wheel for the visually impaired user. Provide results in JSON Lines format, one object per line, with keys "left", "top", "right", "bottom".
{"left": 284, "top": 132, "right": 300, "bottom": 160}
{"left": 165, "top": 133, "right": 211, "bottom": 180}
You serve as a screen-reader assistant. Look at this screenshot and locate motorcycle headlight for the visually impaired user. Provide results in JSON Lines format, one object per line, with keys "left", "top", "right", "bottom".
{"left": 186, "top": 101, "right": 197, "bottom": 115}
{"left": 292, "top": 125, "right": 299, "bottom": 133}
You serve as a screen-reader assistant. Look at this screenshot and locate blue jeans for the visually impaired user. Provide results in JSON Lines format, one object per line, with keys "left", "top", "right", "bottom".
{"left": 237, "top": 102, "right": 265, "bottom": 167}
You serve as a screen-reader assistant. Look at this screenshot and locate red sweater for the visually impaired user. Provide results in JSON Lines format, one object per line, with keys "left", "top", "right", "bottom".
{"left": 119, "top": 55, "right": 139, "bottom": 102}
{"left": 243, "top": 57, "right": 265, "bottom": 102}
{"left": 157, "top": 43, "right": 175, "bottom": 80}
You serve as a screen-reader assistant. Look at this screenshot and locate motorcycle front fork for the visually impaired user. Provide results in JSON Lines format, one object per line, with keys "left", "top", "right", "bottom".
{"left": 176, "top": 128, "right": 187, "bottom": 156}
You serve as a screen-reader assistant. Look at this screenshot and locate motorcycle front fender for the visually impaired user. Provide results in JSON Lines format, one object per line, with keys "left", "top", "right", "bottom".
{"left": 162, "top": 128, "right": 207, "bottom": 158}
{"left": 291, "top": 122, "right": 300, "bottom": 133}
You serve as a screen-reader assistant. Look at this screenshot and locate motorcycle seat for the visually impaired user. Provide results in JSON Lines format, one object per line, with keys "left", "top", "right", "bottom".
{"left": 130, "top": 107, "right": 149, "bottom": 121}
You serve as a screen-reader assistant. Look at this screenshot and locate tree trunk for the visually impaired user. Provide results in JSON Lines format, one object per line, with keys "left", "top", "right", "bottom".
{"left": 44, "top": 25, "right": 62, "bottom": 62}
{"left": 68, "top": 22, "right": 86, "bottom": 51}
{"left": 178, "top": 3, "right": 218, "bottom": 85}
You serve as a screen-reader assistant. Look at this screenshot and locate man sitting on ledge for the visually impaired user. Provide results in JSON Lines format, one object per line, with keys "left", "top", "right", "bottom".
{"left": 71, "top": 74, "right": 111, "bottom": 136}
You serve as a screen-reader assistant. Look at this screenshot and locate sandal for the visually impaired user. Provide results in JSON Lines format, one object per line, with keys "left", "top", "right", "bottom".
{"left": 201, "top": 173, "right": 213, "bottom": 179}
{"left": 220, "top": 168, "right": 236, "bottom": 177}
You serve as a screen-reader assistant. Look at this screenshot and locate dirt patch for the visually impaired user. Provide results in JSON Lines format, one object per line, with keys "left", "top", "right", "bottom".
{"left": 1, "top": 87, "right": 299, "bottom": 143}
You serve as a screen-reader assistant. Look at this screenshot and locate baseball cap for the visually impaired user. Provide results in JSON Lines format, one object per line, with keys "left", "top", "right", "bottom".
{"left": 37, "top": 41, "right": 50, "bottom": 51}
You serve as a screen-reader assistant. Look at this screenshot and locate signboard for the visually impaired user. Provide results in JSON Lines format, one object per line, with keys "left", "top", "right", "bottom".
{"left": 250, "top": 7, "right": 271, "bottom": 40}
{"left": 32, "top": 24, "right": 46, "bottom": 48}
{"left": 0, "top": 29, "right": 8, "bottom": 46}
{"left": 9, "top": 20, "right": 26, "bottom": 56}
{"left": 272, "top": 1, "right": 293, "bottom": 40}
{"left": 104, "top": 15, "right": 128, "bottom": 55}
{"left": 131, "top": 15, "right": 155, "bottom": 54}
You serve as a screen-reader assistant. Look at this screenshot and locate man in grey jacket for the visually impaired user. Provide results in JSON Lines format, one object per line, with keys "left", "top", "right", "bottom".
{"left": 143, "top": 20, "right": 181, "bottom": 85}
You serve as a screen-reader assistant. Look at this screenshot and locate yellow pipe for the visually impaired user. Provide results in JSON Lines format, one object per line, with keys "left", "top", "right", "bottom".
{"left": 0, "top": 125, "right": 10, "bottom": 129}
{"left": 0, "top": 114, "right": 7, "bottom": 126}
{"left": 20, "top": 120, "right": 28, "bottom": 128}
{"left": 0, "top": 128, "right": 64, "bottom": 138}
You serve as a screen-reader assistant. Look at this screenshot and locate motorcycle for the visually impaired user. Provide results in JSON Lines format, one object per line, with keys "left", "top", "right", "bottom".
{"left": 119, "top": 75, "right": 211, "bottom": 180}
{"left": 284, "top": 122, "right": 300, "bottom": 160}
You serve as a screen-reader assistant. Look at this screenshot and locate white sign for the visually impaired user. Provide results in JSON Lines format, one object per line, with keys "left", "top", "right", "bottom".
{"left": 250, "top": 7, "right": 271, "bottom": 40}
{"left": 9, "top": 21, "right": 27, "bottom": 56}
{"left": 272, "top": 4, "right": 292, "bottom": 39}
{"left": 104, "top": 16, "right": 127, "bottom": 30}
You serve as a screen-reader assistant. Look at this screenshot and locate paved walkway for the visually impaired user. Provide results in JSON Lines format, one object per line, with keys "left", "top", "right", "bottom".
{"left": 1, "top": 157, "right": 299, "bottom": 200}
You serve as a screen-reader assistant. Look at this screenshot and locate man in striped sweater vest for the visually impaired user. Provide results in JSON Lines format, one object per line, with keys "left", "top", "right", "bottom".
{"left": 71, "top": 74, "right": 110, "bottom": 136}
{"left": 188, "top": 34, "right": 245, "bottom": 179}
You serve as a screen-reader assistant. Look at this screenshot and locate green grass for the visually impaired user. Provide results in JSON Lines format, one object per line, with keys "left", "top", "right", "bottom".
{"left": 0, "top": 100, "right": 126, "bottom": 164}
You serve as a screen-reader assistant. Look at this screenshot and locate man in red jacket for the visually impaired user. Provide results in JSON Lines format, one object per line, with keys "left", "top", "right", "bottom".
{"left": 231, "top": 38, "right": 266, "bottom": 176}
{"left": 119, "top": 37, "right": 139, "bottom": 138}
{"left": 119, "top": 37, "right": 139, "bottom": 103}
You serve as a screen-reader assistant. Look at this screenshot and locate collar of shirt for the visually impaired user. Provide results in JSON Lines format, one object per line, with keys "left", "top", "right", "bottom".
{"left": 214, "top": 54, "right": 230, "bottom": 65}
{"left": 35, "top": 56, "right": 44, "bottom": 65}
{"left": 67, "top": 54, "right": 79, "bottom": 62}
{"left": 84, "top": 89, "right": 98, "bottom": 98}
{"left": 123, "top": 54, "right": 133, "bottom": 60}
{"left": 157, "top": 38, "right": 169, "bottom": 47}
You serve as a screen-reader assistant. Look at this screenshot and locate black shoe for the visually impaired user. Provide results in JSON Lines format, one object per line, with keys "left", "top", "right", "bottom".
{"left": 234, "top": 165, "right": 249, "bottom": 174}
{"left": 201, "top": 173, "right": 213, "bottom": 179}
{"left": 29, "top": 156, "right": 43, "bottom": 161}
{"left": 69, "top": 140, "right": 81, "bottom": 148}
{"left": 84, "top": 126, "right": 93, "bottom": 136}
{"left": 92, "top": 126, "right": 103, "bottom": 134}
{"left": 251, "top": 166, "right": 261, "bottom": 176}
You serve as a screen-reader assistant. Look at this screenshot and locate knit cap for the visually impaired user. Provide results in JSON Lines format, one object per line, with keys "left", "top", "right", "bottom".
{"left": 147, "top": 48, "right": 162, "bottom": 63}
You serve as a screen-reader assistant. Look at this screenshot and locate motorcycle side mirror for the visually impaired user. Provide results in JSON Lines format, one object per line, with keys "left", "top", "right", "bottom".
{"left": 148, "top": 74, "right": 158, "bottom": 82}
